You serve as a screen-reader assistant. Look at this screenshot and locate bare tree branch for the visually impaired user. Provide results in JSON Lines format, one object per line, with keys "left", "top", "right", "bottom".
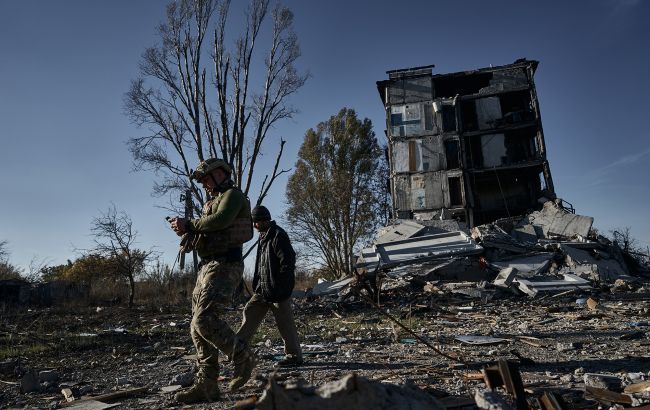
{"left": 89, "top": 204, "right": 154, "bottom": 307}
{"left": 126, "top": 0, "right": 307, "bottom": 215}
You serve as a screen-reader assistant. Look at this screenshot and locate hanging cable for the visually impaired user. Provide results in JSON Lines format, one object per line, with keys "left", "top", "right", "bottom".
{"left": 493, "top": 167, "right": 511, "bottom": 217}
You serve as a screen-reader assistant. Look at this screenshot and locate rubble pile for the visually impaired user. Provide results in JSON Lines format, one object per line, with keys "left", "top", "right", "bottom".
{"left": 255, "top": 373, "right": 444, "bottom": 410}
{"left": 348, "top": 199, "right": 649, "bottom": 302}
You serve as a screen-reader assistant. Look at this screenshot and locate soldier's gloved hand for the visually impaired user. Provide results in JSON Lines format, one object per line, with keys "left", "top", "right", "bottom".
{"left": 170, "top": 217, "right": 188, "bottom": 236}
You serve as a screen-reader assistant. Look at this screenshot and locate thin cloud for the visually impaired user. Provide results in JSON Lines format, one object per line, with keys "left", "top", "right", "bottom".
{"left": 595, "top": 148, "right": 650, "bottom": 175}
{"left": 583, "top": 148, "right": 650, "bottom": 188}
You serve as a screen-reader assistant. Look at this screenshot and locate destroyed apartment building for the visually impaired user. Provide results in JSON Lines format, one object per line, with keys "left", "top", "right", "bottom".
{"left": 376, "top": 58, "right": 554, "bottom": 227}
{"left": 330, "top": 58, "right": 650, "bottom": 301}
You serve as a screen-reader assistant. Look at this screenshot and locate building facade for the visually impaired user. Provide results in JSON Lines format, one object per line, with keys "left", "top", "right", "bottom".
{"left": 376, "top": 59, "right": 555, "bottom": 227}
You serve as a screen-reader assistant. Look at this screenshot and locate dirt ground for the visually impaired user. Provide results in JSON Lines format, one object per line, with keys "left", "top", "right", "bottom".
{"left": 2, "top": 282, "right": 650, "bottom": 409}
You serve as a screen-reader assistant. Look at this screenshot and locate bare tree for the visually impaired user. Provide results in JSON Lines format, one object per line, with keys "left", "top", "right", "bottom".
{"left": 124, "top": 0, "right": 307, "bottom": 213}
{"left": 610, "top": 227, "right": 641, "bottom": 253}
{"left": 23, "top": 256, "right": 50, "bottom": 283}
{"left": 90, "top": 204, "right": 153, "bottom": 307}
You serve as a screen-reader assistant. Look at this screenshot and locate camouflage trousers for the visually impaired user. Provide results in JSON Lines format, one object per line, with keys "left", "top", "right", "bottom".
{"left": 190, "top": 259, "right": 246, "bottom": 378}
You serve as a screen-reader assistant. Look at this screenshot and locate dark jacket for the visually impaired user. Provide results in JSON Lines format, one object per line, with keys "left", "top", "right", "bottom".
{"left": 252, "top": 221, "right": 296, "bottom": 303}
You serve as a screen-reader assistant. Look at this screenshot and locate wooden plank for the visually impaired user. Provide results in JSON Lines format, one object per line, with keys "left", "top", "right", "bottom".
{"left": 585, "top": 386, "right": 632, "bottom": 405}
{"left": 482, "top": 366, "right": 503, "bottom": 390}
{"left": 463, "top": 372, "right": 484, "bottom": 381}
{"left": 624, "top": 380, "right": 650, "bottom": 393}
{"left": 498, "top": 359, "right": 527, "bottom": 410}
{"left": 539, "top": 391, "right": 563, "bottom": 410}
{"left": 408, "top": 140, "right": 417, "bottom": 172}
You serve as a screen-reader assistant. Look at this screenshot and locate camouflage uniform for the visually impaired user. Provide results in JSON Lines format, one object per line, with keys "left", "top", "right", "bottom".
{"left": 176, "top": 169, "right": 255, "bottom": 403}
{"left": 190, "top": 259, "right": 245, "bottom": 379}
{"left": 189, "top": 187, "right": 253, "bottom": 370}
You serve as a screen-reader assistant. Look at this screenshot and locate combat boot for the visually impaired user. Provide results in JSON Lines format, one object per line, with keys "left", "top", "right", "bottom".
{"left": 174, "top": 371, "right": 220, "bottom": 404}
{"left": 228, "top": 349, "right": 256, "bottom": 391}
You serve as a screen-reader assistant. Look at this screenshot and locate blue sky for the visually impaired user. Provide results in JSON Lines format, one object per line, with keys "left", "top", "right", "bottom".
{"left": 1, "top": 0, "right": 649, "bottom": 273}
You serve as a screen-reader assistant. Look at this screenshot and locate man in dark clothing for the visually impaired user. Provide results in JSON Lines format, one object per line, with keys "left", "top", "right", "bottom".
{"left": 236, "top": 205, "right": 303, "bottom": 366}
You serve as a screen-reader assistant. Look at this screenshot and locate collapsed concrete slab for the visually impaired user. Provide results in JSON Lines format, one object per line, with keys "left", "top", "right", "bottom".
{"left": 360, "top": 231, "right": 483, "bottom": 268}
{"left": 522, "top": 201, "right": 594, "bottom": 239}
{"left": 561, "top": 245, "right": 627, "bottom": 281}
{"left": 514, "top": 273, "right": 591, "bottom": 297}
{"left": 255, "top": 373, "right": 445, "bottom": 410}
{"left": 375, "top": 219, "right": 427, "bottom": 244}
{"left": 490, "top": 254, "right": 553, "bottom": 275}
{"left": 310, "top": 277, "right": 355, "bottom": 297}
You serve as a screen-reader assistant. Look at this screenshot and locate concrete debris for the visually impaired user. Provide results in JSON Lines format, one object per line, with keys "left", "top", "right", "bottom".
{"left": 359, "top": 230, "right": 483, "bottom": 268}
{"left": 584, "top": 373, "right": 623, "bottom": 391}
{"left": 375, "top": 219, "right": 427, "bottom": 244}
{"left": 474, "top": 389, "right": 514, "bottom": 410}
{"left": 493, "top": 267, "right": 518, "bottom": 288}
{"left": 514, "top": 274, "right": 592, "bottom": 297}
{"left": 255, "top": 373, "right": 445, "bottom": 410}
{"left": 490, "top": 254, "right": 553, "bottom": 275}
{"left": 522, "top": 200, "right": 594, "bottom": 240}
{"left": 342, "top": 197, "right": 648, "bottom": 303}
{"left": 310, "top": 277, "right": 356, "bottom": 297}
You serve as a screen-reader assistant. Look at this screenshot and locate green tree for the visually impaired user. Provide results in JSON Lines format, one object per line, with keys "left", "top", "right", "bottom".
{"left": 124, "top": 0, "right": 307, "bottom": 214}
{"left": 60, "top": 255, "right": 113, "bottom": 286}
{"left": 286, "top": 108, "right": 389, "bottom": 279}
{"left": 40, "top": 261, "right": 72, "bottom": 282}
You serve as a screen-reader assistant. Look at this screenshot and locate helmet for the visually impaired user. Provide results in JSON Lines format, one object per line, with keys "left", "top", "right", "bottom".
{"left": 191, "top": 158, "right": 232, "bottom": 180}
{"left": 251, "top": 205, "right": 272, "bottom": 222}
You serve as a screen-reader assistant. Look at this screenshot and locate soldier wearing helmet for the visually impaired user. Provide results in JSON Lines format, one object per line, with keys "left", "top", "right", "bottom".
{"left": 169, "top": 158, "right": 255, "bottom": 403}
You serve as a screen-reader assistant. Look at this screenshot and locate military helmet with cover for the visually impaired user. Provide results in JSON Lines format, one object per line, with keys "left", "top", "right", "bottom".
{"left": 190, "top": 158, "right": 232, "bottom": 180}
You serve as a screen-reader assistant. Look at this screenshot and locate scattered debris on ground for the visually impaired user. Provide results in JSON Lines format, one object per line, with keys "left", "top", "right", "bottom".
{"left": 2, "top": 198, "right": 649, "bottom": 409}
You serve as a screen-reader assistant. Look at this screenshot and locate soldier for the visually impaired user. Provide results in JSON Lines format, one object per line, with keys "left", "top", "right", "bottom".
{"left": 169, "top": 158, "right": 255, "bottom": 403}
{"left": 236, "top": 205, "right": 303, "bottom": 367}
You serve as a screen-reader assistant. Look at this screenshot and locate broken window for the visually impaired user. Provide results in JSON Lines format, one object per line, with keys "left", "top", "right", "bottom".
{"left": 503, "top": 128, "right": 538, "bottom": 164}
{"left": 496, "top": 90, "right": 534, "bottom": 126}
{"left": 444, "top": 139, "right": 460, "bottom": 169}
{"left": 481, "top": 133, "right": 507, "bottom": 167}
{"left": 461, "top": 100, "right": 478, "bottom": 131}
{"left": 441, "top": 105, "right": 456, "bottom": 132}
{"left": 464, "top": 135, "right": 483, "bottom": 168}
{"left": 433, "top": 72, "right": 492, "bottom": 98}
{"left": 448, "top": 176, "right": 463, "bottom": 207}
{"left": 470, "top": 169, "right": 542, "bottom": 223}
{"left": 424, "top": 103, "right": 435, "bottom": 131}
